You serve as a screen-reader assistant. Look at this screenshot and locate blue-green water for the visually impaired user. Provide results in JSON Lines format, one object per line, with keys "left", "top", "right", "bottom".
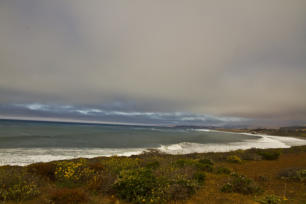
{"left": 0, "top": 119, "right": 305, "bottom": 166}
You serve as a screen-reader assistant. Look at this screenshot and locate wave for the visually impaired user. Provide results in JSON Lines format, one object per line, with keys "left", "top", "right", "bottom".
{"left": 158, "top": 134, "right": 306, "bottom": 154}
{"left": 1, "top": 133, "right": 306, "bottom": 166}
{"left": 192, "top": 128, "right": 212, "bottom": 132}
{"left": 0, "top": 148, "right": 145, "bottom": 166}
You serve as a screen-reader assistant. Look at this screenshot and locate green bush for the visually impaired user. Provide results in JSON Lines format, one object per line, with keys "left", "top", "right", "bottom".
{"left": 113, "top": 168, "right": 166, "bottom": 203}
{"left": 145, "top": 161, "right": 160, "bottom": 169}
{"left": 167, "top": 178, "right": 197, "bottom": 200}
{"left": 279, "top": 168, "right": 306, "bottom": 182}
{"left": 258, "top": 150, "right": 280, "bottom": 160}
{"left": 198, "top": 159, "right": 214, "bottom": 166}
{"left": 193, "top": 172, "right": 206, "bottom": 184}
{"left": 175, "top": 159, "right": 194, "bottom": 168}
{"left": 221, "top": 173, "right": 262, "bottom": 195}
{"left": 241, "top": 152, "right": 262, "bottom": 161}
{"left": 101, "top": 157, "right": 141, "bottom": 174}
{"left": 215, "top": 166, "right": 232, "bottom": 175}
{"left": 196, "top": 159, "right": 214, "bottom": 172}
{"left": 195, "top": 162, "right": 213, "bottom": 172}
{"left": 257, "top": 194, "right": 281, "bottom": 204}
{"left": 113, "top": 165, "right": 202, "bottom": 203}
{"left": 0, "top": 167, "right": 40, "bottom": 202}
{"left": 175, "top": 159, "right": 213, "bottom": 172}
{"left": 226, "top": 155, "right": 242, "bottom": 163}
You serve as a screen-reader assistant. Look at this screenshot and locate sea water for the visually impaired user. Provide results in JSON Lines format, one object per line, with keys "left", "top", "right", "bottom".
{"left": 0, "top": 119, "right": 305, "bottom": 166}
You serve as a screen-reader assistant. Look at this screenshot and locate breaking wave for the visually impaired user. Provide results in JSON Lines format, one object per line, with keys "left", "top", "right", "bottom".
{"left": 158, "top": 133, "right": 306, "bottom": 154}
{"left": 1, "top": 132, "right": 305, "bottom": 166}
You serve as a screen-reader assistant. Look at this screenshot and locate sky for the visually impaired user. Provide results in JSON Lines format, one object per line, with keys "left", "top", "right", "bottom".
{"left": 0, "top": 0, "right": 306, "bottom": 127}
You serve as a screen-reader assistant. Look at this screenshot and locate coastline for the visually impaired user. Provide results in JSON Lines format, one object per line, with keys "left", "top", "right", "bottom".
{"left": 1, "top": 144, "right": 306, "bottom": 203}
{"left": 1, "top": 130, "right": 306, "bottom": 167}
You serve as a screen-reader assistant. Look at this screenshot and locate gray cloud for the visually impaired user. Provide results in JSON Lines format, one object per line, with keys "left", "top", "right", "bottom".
{"left": 0, "top": 103, "right": 248, "bottom": 126}
{"left": 0, "top": 0, "right": 306, "bottom": 126}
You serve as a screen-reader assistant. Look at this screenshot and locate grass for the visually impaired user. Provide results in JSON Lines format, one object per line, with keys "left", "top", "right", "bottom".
{"left": 0, "top": 145, "right": 306, "bottom": 203}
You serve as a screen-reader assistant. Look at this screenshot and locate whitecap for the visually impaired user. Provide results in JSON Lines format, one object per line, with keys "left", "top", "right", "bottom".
{"left": 157, "top": 134, "right": 306, "bottom": 154}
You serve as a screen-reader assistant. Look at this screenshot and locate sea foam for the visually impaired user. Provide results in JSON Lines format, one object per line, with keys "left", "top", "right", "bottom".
{"left": 158, "top": 133, "right": 306, "bottom": 154}
{"left": 1, "top": 132, "right": 306, "bottom": 166}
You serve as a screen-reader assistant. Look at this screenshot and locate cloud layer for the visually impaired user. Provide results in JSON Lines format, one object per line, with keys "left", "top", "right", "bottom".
{"left": 0, "top": 0, "right": 306, "bottom": 126}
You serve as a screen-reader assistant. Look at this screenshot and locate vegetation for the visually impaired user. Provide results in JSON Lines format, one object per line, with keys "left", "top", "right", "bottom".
{"left": 257, "top": 194, "right": 281, "bottom": 204}
{"left": 279, "top": 168, "right": 306, "bottom": 182}
{"left": 48, "top": 188, "right": 89, "bottom": 204}
{"left": 221, "top": 173, "right": 262, "bottom": 195}
{"left": 54, "top": 159, "right": 95, "bottom": 186}
{"left": 215, "top": 166, "right": 232, "bottom": 175}
{"left": 113, "top": 168, "right": 166, "bottom": 203}
{"left": 258, "top": 150, "right": 280, "bottom": 160}
{"left": 0, "top": 145, "right": 306, "bottom": 203}
{"left": 226, "top": 155, "right": 242, "bottom": 163}
{"left": 0, "top": 167, "right": 40, "bottom": 202}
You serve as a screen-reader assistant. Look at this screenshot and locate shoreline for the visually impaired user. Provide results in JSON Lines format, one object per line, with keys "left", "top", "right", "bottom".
{"left": 1, "top": 130, "right": 306, "bottom": 167}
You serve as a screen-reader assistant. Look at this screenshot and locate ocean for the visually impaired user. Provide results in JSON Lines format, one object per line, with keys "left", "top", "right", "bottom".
{"left": 0, "top": 119, "right": 305, "bottom": 166}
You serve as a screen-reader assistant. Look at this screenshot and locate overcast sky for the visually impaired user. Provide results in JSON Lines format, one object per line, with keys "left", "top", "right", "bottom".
{"left": 0, "top": 0, "right": 306, "bottom": 126}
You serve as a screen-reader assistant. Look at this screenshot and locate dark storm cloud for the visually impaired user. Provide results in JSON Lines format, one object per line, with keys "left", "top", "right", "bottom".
{"left": 0, "top": 0, "right": 306, "bottom": 126}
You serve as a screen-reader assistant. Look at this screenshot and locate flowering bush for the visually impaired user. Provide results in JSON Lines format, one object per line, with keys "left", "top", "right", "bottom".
{"left": 113, "top": 168, "right": 167, "bottom": 204}
{"left": 0, "top": 167, "right": 40, "bottom": 202}
{"left": 54, "top": 159, "right": 95, "bottom": 185}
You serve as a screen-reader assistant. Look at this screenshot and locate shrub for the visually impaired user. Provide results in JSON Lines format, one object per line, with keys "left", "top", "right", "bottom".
{"left": 257, "top": 194, "right": 281, "bottom": 204}
{"left": 198, "top": 159, "right": 214, "bottom": 166}
{"left": 27, "top": 162, "right": 57, "bottom": 181}
{"left": 167, "top": 178, "right": 197, "bottom": 200}
{"left": 0, "top": 167, "right": 40, "bottom": 202}
{"left": 48, "top": 188, "right": 88, "bottom": 204}
{"left": 279, "top": 168, "right": 306, "bottom": 182}
{"left": 88, "top": 161, "right": 104, "bottom": 171}
{"left": 195, "top": 162, "right": 213, "bottom": 172}
{"left": 196, "top": 159, "right": 214, "bottom": 172}
{"left": 226, "top": 155, "right": 242, "bottom": 163}
{"left": 215, "top": 166, "right": 232, "bottom": 175}
{"left": 113, "top": 164, "right": 201, "bottom": 203}
{"left": 113, "top": 168, "right": 166, "bottom": 203}
{"left": 241, "top": 152, "right": 262, "bottom": 161}
{"left": 221, "top": 173, "right": 262, "bottom": 195}
{"left": 101, "top": 157, "right": 141, "bottom": 174}
{"left": 54, "top": 159, "right": 95, "bottom": 186}
{"left": 258, "top": 150, "right": 280, "bottom": 160}
{"left": 87, "top": 171, "right": 117, "bottom": 193}
{"left": 86, "top": 172, "right": 104, "bottom": 192}
{"left": 257, "top": 175, "right": 269, "bottom": 182}
{"left": 193, "top": 172, "right": 206, "bottom": 184}
{"left": 175, "top": 159, "right": 194, "bottom": 168}
{"left": 145, "top": 160, "right": 160, "bottom": 169}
